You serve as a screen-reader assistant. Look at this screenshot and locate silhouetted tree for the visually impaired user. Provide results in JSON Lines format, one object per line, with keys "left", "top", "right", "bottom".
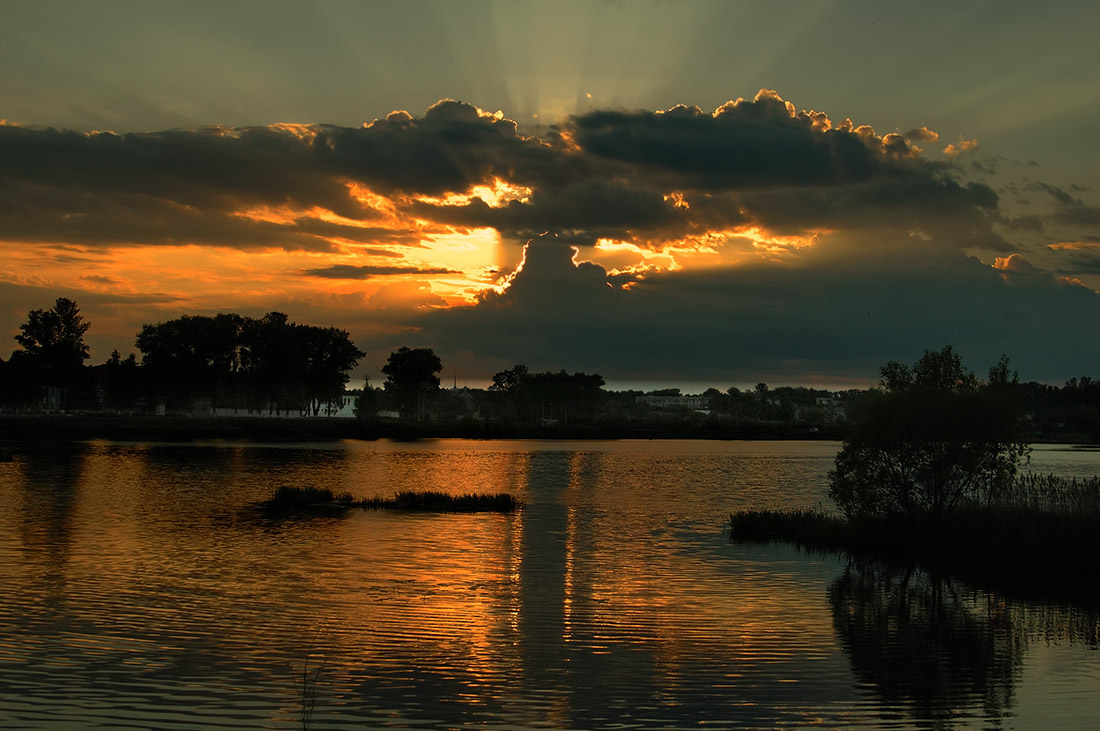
{"left": 100, "top": 349, "right": 142, "bottom": 410}
{"left": 294, "top": 323, "right": 365, "bottom": 415}
{"left": 353, "top": 378, "right": 381, "bottom": 421}
{"left": 136, "top": 313, "right": 244, "bottom": 410}
{"left": 240, "top": 312, "right": 364, "bottom": 414}
{"left": 136, "top": 311, "right": 363, "bottom": 414}
{"left": 15, "top": 297, "right": 90, "bottom": 379}
{"left": 8, "top": 297, "right": 92, "bottom": 409}
{"left": 829, "top": 346, "right": 1028, "bottom": 519}
{"left": 529, "top": 370, "right": 605, "bottom": 423}
{"left": 487, "top": 364, "right": 605, "bottom": 424}
{"left": 382, "top": 347, "right": 442, "bottom": 419}
{"left": 489, "top": 364, "right": 529, "bottom": 392}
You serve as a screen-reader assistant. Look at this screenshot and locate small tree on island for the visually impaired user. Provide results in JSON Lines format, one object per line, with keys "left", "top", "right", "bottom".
{"left": 828, "top": 346, "right": 1029, "bottom": 519}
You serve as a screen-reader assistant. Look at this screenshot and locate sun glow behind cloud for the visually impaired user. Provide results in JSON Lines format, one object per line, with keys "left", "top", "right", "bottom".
{"left": 414, "top": 178, "right": 534, "bottom": 209}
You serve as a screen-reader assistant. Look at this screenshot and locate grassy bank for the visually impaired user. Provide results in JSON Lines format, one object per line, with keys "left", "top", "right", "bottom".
{"left": 731, "top": 475, "right": 1100, "bottom": 608}
{"left": 260, "top": 486, "right": 520, "bottom": 515}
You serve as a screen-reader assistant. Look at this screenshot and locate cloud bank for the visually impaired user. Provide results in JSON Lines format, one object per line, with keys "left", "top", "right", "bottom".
{"left": 2, "top": 91, "right": 1099, "bottom": 383}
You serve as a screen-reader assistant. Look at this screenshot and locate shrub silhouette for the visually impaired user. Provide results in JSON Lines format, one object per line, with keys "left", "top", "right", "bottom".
{"left": 829, "top": 347, "right": 1028, "bottom": 519}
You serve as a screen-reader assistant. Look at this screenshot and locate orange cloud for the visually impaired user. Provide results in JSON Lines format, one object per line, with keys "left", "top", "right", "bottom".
{"left": 906, "top": 126, "right": 939, "bottom": 143}
{"left": 943, "top": 138, "right": 978, "bottom": 157}
{"left": 1047, "top": 241, "right": 1100, "bottom": 251}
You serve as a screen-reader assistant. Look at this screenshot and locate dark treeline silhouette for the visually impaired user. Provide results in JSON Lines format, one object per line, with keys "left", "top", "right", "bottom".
{"left": 487, "top": 364, "right": 606, "bottom": 424}
{"left": 379, "top": 346, "right": 443, "bottom": 420}
{"left": 1, "top": 299, "right": 364, "bottom": 416}
{"left": 8, "top": 299, "right": 1100, "bottom": 442}
{"left": 136, "top": 311, "right": 364, "bottom": 415}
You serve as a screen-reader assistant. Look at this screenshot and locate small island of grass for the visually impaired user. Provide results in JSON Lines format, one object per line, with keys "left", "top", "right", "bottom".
{"left": 731, "top": 473, "right": 1100, "bottom": 607}
{"left": 260, "top": 485, "right": 520, "bottom": 515}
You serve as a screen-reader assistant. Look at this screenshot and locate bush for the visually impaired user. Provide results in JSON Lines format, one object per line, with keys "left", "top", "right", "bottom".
{"left": 829, "top": 347, "right": 1028, "bottom": 519}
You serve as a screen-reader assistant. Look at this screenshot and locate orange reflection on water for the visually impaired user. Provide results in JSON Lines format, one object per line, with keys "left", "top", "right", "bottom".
{"left": 552, "top": 448, "right": 840, "bottom": 683}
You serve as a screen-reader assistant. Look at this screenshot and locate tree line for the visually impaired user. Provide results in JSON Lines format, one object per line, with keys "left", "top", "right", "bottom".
{"left": 6, "top": 298, "right": 1100, "bottom": 442}
{"left": 0, "top": 298, "right": 365, "bottom": 415}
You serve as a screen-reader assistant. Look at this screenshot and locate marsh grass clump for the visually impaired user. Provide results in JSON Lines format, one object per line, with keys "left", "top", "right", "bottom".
{"left": 258, "top": 486, "right": 519, "bottom": 517}
{"left": 729, "top": 509, "right": 847, "bottom": 549}
{"left": 362, "top": 490, "right": 519, "bottom": 513}
{"left": 994, "top": 473, "right": 1100, "bottom": 515}
{"left": 731, "top": 473, "right": 1100, "bottom": 607}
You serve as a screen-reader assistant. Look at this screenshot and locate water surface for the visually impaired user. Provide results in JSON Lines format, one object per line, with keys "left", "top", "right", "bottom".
{"left": 1, "top": 439, "right": 1097, "bottom": 729}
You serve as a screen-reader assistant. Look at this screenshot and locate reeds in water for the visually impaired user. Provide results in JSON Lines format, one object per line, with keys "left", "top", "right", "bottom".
{"left": 260, "top": 486, "right": 519, "bottom": 514}
{"left": 360, "top": 490, "right": 519, "bottom": 512}
{"left": 729, "top": 473, "right": 1100, "bottom": 607}
{"left": 992, "top": 473, "right": 1100, "bottom": 515}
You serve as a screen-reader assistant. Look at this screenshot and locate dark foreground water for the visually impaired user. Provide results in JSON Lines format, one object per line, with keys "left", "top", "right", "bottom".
{"left": 0, "top": 439, "right": 1097, "bottom": 729}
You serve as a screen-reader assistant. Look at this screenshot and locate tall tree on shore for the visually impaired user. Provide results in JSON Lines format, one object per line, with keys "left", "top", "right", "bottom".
{"left": 15, "top": 297, "right": 90, "bottom": 379}
{"left": 382, "top": 347, "right": 442, "bottom": 419}
{"left": 136, "top": 313, "right": 245, "bottom": 409}
{"left": 136, "top": 312, "right": 363, "bottom": 414}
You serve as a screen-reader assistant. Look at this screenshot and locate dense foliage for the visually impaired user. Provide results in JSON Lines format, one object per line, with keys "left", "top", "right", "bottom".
{"left": 381, "top": 346, "right": 443, "bottom": 419}
{"left": 0, "top": 300, "right": 365, "bottom": 415}
{"left": 488, "top": 364, "right": 606, "bottom": 424}
{"left": 135, "top": 311, "right": 365, "bottom": 414}
{"left": 15, "top": 297, "right": 90, "bottom": 377}
{"left": 828, "top": 347, "right": 1029, "bottom": 518}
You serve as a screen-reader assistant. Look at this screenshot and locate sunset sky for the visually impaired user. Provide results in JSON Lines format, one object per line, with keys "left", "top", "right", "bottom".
{"left": 3, "top": 0, "right": 1100, "bottom": 389}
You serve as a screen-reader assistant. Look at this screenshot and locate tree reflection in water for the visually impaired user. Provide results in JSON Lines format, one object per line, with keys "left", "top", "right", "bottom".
{"left": 829, "top": 560, "right": 1100, "bottom": 726}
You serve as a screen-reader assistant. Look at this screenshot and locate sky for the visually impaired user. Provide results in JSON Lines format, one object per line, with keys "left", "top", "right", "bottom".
{"left": 2, "top": 0, "right": 1100, "bottom": 390}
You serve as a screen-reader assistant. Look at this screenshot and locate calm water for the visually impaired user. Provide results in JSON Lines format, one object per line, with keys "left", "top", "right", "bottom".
{"left": 0, "top": 439, "right": 1097, "bottom": 729}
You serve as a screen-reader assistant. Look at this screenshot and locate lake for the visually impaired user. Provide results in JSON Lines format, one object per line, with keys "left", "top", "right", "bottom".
{"left": 1, "top": 439, "right": 1098, "bottom": 729}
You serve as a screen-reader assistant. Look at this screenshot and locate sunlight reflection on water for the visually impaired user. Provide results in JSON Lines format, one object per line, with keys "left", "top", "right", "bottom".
{"left": 0, "top": 439, "right": 1097, "bottom": 729}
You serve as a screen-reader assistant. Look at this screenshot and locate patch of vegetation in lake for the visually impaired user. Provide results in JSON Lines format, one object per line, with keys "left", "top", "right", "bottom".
{"left": 258, "top": 485, "right": 520, "bottom": 517}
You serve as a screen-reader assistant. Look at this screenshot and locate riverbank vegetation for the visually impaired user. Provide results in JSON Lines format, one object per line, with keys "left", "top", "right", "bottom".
{"left": 731, "top": 347, "right": 1100, "bottom": 607}
{"left": 731, "top": 474, "right": 1100, "bottom": 606}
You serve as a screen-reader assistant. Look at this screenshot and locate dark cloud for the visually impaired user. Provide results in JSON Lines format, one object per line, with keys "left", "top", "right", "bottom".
{"left": 1047, "top": 243, "right": 1100, "bottom": 275}
{"left": 302, "top": 264, "right": 459, "bottom": 279}
{"left": 315, "top": 101, "right": 571, "bottom": 196}
{"left": 1023, "top": 181, "right": 1100, "bottom": 228}
{"left": 1002, "top": 214, "right": 1044, "bottom": 232}
{"left": 565, "top": 93, "right": 905, "bottom": 190}
{"left": 0, "top": 93, "right": 1018, "bottom": 254}
{"left": 415, "top": 242, "right": 1100, "bottom": 383}
{"left": 0, "top": 124, "right": 351, "bottom": 215}
{"left": 410, "top": 180, "right": 691, "bottom": 244}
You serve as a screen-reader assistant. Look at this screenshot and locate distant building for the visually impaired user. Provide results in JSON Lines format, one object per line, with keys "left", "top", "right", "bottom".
{"left": 636, "top": 395, "right": 710, "bottom": 410}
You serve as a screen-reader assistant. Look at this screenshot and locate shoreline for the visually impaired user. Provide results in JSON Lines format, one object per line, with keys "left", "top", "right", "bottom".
{"left": 2, "top": 413, "right": 1096, "bottom": 445}
{"left": 0, "top": 413, "right": 845, "bottom": 443}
